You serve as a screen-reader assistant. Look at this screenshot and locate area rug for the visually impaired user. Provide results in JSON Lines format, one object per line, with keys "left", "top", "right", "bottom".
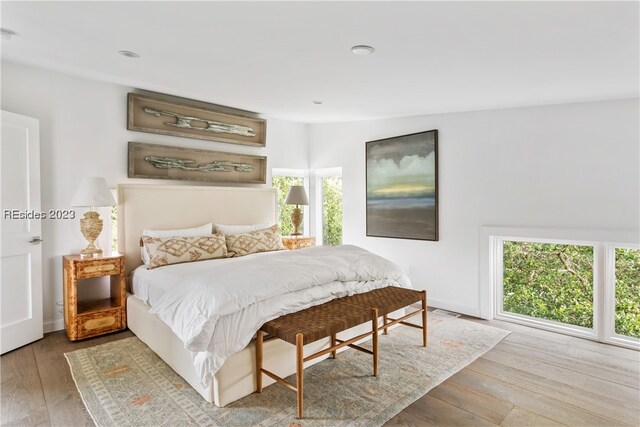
{"left": 65, "top": 312, "right": 509, "bottom": 427}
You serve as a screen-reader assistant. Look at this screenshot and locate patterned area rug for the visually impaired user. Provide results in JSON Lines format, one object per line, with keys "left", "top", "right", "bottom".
{"left": 66, "top": 313, "right": 509, "bottom": 426}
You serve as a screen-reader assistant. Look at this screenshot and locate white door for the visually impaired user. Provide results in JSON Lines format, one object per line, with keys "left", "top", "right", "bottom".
{"left": 0, "top": 111, "right": 43, "bottom": 354}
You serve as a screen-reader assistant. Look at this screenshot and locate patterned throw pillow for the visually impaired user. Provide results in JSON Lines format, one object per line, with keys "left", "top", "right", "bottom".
{"left": 140, "top": 223, "right": 213, "bottom": 266}
{"left": 142, "top": 233, "right": 228, "bottom": 269}
{"left": 225, "top": 225, "right": 285, "bottom": 257}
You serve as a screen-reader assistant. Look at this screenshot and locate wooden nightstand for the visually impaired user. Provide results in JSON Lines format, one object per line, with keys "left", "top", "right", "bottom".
{"left": 282, "top": 236, "right": 316, "bottom": 250}
{"left": 63, "top": 254, "right": 126, "bottom": 341}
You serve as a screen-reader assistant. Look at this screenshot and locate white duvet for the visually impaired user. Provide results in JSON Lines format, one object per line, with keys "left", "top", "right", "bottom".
{"left": 140, "top": 245, "right": 411, "bottom": 386}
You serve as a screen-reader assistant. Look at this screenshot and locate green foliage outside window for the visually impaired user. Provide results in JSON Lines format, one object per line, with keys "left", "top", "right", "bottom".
{"left": 615, "top": 248, "right": 640, "bottom": 338}
{"left": 272, "top": 175, "right": 303, "bottom": 236}
{"left": 503, "top": 242, "right": 594, "bottom": 328}
{"left": 111, "top": 205, "right": 118, "bottom": 253}
{"left": 322, "top": 176, "right": 343, "bottom": 246}
{"left": 272, "top": 173, "right": 343, "bottom": 245}
{"left": 503, "top": 242, "right": 640, "bottom": 339}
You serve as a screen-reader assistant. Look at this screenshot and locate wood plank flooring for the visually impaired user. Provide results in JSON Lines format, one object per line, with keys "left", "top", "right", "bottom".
{"left": 2, "top": 318, "right": 638, "bottom": 427}
{"left": 385, "top": 317, "right": 640, "bottom": 427}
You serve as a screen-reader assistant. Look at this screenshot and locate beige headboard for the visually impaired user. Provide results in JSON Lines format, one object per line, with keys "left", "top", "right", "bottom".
{"left": 117, "top": 184, "right": 277, "bottom": 274}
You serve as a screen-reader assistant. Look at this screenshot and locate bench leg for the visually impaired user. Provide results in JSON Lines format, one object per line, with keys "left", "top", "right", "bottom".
{"left": 296, "top": 333, "right": 304, "bottom": 419}
{"left": 372, "top": 308, "right": 379, "bottom": 377}
{"left": 383, "top": 314, "right": 388, "bottom": 335}
{"left": 421, "top": 290, "right": 427, "bottom": 347}
{"left": 331, "top": 333, "right": 337, "bottom": 359}
{"left": 256, "top": 330, "right": 263, "bottom": 392}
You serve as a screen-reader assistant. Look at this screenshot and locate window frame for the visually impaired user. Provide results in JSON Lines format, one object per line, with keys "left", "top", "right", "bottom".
{"left": 482, "top": 227, "right": 639, "bottom": 350}
{"left": 494, "top": 236, "right": 600, "bottom": 341}
{"left": 313, "top": 167, "right": 342, "bottom": 246}
{"left": 604, "top": 242, "right": 640, "bottom": 348}
{"left": 271, "top": 168, "right": 310, "bottom": 236}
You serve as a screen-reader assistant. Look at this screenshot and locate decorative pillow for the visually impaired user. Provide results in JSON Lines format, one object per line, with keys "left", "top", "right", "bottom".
{"left": 213, "top": 222, "right": 271, "bottom": 234}
{"left": 140, "top": 223, "right": 213, "bottom": 265}
{"left": 142, "top": 233, "right": 227, "bottom": 269}
{"left": 225, "top": 225, "right": 285, "bottom": 257}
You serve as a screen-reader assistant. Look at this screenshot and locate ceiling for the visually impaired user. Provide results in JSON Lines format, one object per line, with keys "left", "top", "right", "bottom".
{"left": 2, "top": 1, "right": 638, "bottom": 123}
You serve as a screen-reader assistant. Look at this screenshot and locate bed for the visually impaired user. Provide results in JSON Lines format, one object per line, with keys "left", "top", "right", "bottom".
{"left": 118, "top": 184, "right": 410, "bottom": 407}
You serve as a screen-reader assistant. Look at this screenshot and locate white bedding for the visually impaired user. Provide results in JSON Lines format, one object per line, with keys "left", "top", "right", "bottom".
{"left": 131, "top": 245, "right": 411, "bottom": 386}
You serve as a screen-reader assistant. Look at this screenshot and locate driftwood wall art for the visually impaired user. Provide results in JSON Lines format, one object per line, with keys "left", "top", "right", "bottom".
{"left": 127, "top": 92, "right": 267, "bottom": 147}
{"left": 128, "top": 141, "right": 267, "bottom": 184}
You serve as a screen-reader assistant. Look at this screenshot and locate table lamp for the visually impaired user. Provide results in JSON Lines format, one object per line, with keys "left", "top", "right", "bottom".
{"left": 70, "top": 177, "right": 116, "bottom": 257}
{"left": 284, "top": 185, "right": 309, "bottom": 236}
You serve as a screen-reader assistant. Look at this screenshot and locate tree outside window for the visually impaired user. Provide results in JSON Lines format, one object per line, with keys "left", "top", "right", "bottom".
{"left": 322, "top": 175, "right": 342, "bottom": 246}
{"left": 502, "top": 241, "right": 639, "bottom": 339}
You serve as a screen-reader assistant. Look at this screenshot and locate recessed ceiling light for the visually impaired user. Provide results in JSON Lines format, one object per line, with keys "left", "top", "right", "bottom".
{"left": 312, "top": 100, "right": 323, "bottom": 105}
{"left": 351, "top": 45, "right": 375, "bottom": 56}
{"left": 1, "top": 28, "right": 17, "bottom": 40}
{"left": 118, "top": 50, "right": 140, "bottom": 58}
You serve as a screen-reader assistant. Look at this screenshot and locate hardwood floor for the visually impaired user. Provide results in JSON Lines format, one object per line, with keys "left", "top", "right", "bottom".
{"left": 385, "top": 318, "right": 640, "bottom": 427}
{"left": 1, "top": 330, "right": 134, "bottom": 427}
{"left": 2, "top": 319, "right": 638, "bottom": 427}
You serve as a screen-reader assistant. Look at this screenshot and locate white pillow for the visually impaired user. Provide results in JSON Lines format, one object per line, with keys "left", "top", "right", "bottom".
{"left": 213, "top": 222, "right": 271, "bottom": 234}
{"left": 140, "top": 223, "right": 213, "bottom": 265}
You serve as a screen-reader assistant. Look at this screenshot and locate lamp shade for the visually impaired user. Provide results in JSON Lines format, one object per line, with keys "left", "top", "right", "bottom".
{"left": 284, "top": 185, "right": 309, "bottom": 206}
{"left": 70, "top": 177, "right": 116, "bottom": 207}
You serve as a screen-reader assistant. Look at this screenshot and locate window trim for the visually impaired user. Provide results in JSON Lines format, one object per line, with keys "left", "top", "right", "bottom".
{"left": 494, "top": 236, "right": 599, "bottom": 341}
{"left": 604, "top": 242, "right": 640, "bottom": 349}
{"left": 482, "top": 227, "right": 639, "bottom": 350}
{"left": 272, "top": 168, "right": 310, "bottom": 235}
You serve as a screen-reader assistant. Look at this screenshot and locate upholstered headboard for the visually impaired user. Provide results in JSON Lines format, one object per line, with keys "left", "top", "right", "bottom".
{"left": 117, "top": 184, "right": 277, "bottom": 275}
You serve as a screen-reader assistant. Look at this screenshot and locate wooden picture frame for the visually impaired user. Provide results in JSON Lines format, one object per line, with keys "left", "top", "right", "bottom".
{"left": 127, "top": 92, "right": 267, "bottom": 147}
{"left": 128, "top": 142, "right": 267, "bottom": 184}
{"left": 366, "top": 130, "right": 438, "bottom": 241}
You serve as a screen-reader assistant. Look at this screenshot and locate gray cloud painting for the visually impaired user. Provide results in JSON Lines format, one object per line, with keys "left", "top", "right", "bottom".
{"left": 366, "top": 130, "right": 438, "bottom": 240}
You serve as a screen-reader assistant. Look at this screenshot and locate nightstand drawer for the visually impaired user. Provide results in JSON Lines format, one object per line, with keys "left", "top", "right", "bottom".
{"left": 77, "top": 309, "right": 123, "bottom": 339}
{"left": 75, "top": 258, "right": 123, "bottom": 279}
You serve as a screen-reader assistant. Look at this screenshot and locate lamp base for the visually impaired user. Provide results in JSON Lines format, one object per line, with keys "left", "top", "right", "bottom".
{"left": 80, "top": 211, "right": 104, "bottom": 258}
{"left": 290, "top": 207, "right": 303, "bottom": 236}
{"left": 80, "top": 248, "right": 103, "bottom": 258}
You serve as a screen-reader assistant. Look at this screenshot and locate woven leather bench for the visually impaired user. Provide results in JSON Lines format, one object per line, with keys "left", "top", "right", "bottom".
{"left": 341, "top": 287, "right": 428, "bottom": 346}
{"left": 256, "top": 286, "right": 426, "bottom": 419}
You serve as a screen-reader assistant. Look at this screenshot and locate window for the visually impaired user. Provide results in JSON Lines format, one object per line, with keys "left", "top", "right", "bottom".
{"left": 272, "top": 169, "right": 307, "bottom": 237}
{"left": 315, "top": 168, "right": 342, "bottom": 246}
{"left": 502, "top": 241, "right": 594, "bottom": 330}
{"left": 321, "top": 175, "right": 343, "bottom": 246}
{"left": 489, "top": 230, "right": 639, "bottom": 349}
{"left": 111, "top": 205, "right": 118, "bottom": 253}
{"left": 614, "top": 247, "right": 640, "bottom": 339}
{"left": 110, "top": 189, "right": 118, "bottom": 253}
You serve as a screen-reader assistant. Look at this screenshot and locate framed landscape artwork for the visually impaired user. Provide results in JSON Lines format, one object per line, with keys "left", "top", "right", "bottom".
{"left": 366, "top": 130, "right": 438, "bottom": 241}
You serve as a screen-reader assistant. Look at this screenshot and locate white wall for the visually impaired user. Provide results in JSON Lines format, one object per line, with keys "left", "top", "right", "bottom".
{"left": 309, "top": 99, "right": 640, "bottom": 316}
{"left": 1, "top": 62, "right": 309, "bottom": 331}
{"left": 3, "top": 61, "right": 638, "bottom": 327}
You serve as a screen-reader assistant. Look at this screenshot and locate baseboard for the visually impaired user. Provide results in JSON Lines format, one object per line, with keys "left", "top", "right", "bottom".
{"left": 44, "top": 318, "right": 64, "bottom": 333}
{"left": 427, "top": 298, "right": 480, "bottom": 318}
